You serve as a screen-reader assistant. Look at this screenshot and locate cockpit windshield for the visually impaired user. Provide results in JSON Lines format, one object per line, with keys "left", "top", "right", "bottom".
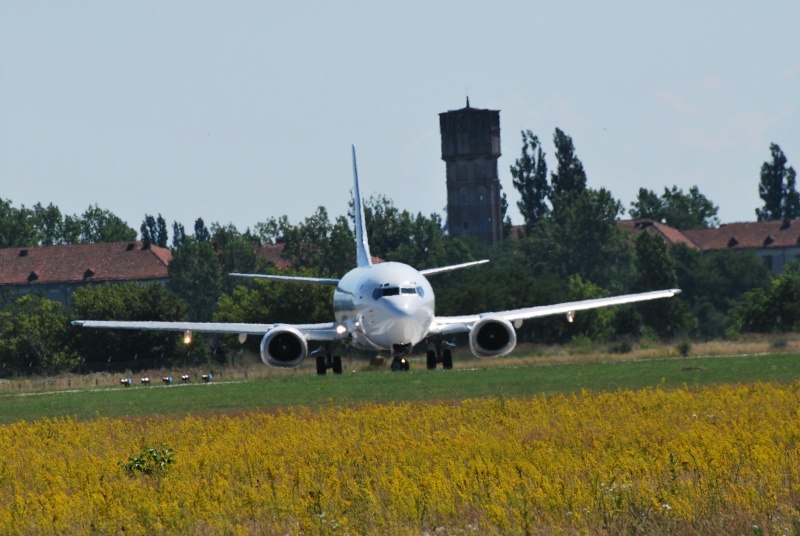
{"left": 372, "top": 286, "right": 425, "bottom": 300}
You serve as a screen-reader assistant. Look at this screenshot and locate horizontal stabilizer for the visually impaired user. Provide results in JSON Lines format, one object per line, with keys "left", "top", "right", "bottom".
{"left": 229, "top": 273, "right": 340, "bottom": 286}
{"left": 419, "top": 259, "right": 490, "bottom": 277}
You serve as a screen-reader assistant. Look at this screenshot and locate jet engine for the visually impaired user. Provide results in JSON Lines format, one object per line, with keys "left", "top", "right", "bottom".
{"left": 260, "top": 327, "right": 308, "bottom": 368}
{"left": 469, "top": 317, "right": 517, "bottom": 358}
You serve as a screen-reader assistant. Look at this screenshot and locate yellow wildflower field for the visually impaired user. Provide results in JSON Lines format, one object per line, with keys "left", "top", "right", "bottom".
{"left": 1, "top": 382, "right": 799, "bottom": 534}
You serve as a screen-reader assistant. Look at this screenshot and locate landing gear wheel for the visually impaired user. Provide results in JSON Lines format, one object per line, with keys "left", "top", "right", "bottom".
{"left": 426, "top": 350, "right": 437, "bottom": 370}
{"left": 332, "top": 355, "right": 342, "bottom": 374}
{"left": 391, "top": 357, "right": 410, "bottom": 372}
{"left": 442, "top": 349, "right": 453, "bottom": 370}
{"left": 316, "top": 356, "right": 327, "bottom": 375}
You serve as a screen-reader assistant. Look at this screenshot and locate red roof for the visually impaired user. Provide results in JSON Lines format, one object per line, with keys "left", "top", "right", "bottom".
{"left": 256, "top": 243, "right": 292, "bottom": 270}
{"left": 0, "top": 242, "right": 171, "bottom": 286}
{"left": 617, "top": 219, "right": 700, "bottom": 249}
{"left": 683, "top": 220, "right": 800, "bottom": 251}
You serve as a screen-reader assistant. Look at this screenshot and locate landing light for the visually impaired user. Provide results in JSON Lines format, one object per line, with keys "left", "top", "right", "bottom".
{"left": 566, "top": 311, "right": 575, "bottom": 323}
{"left": 336, "top": 324, "right": 347, "bottom": 335}
{"left": 183, "top": 330, "right": 192, "bottom": 345}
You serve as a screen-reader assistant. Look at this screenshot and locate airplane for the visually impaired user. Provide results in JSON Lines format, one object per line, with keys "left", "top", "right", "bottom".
{"left": 73, "top": 146, "right": 681, "bottom": 374}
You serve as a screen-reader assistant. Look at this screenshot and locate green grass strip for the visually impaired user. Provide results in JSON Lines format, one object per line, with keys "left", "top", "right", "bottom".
{"left": 1, "top": 352, "right": 798, "bottom": 424}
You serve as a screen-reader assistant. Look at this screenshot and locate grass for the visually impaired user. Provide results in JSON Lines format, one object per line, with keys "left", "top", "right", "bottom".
{"left": 3, "top": 350, "right": 800, "bottom": 424}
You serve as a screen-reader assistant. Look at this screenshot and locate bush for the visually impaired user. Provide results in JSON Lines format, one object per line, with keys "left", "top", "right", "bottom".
{"left": 609, "top": 338, "right": 634, "bottom": 354}
{"left": 119, "top": 444, "right": 175, "bottom": 477}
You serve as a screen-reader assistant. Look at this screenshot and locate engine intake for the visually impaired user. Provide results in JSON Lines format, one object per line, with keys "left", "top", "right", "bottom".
{"left": 260, "top": 327, "right": 308, "bottom": 368}
{"left": 469, "top": 317, "right": 517, "bottom": 358}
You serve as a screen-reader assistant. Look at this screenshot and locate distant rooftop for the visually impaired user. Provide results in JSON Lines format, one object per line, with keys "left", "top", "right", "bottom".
{"left": 0, "top": 241, "right": 171, "bottom": 286}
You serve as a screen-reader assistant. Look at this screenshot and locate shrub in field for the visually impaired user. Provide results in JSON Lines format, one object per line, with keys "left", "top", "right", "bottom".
{"left": 119, "top": 444, "right": 175, "bottom": 477}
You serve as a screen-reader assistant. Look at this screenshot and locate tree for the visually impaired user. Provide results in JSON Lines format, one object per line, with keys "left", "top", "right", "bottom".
{"left": 78, "top": 205, "right": 137, "bottom": 243}
{"left": 254, "top": 215, "right": 290, "bottom": 245}
{"left": 523, "top": 187, "right": 634, "bottom": 293}
{"left": 71, "top": 282, "right": 189, "bottom": 370}
{"left": 193, "top": 218, "right": 211, "bottom": 242}
{"left": 214, "top": 269, "right": 332, "bottom": 356}
{"left": 756, "top": 143, "right": 798, "bottom": 221}
{"left": 0, "top": 199, "right": 37, "bottom": 248}
{"left": 171, "top": 221, "right": 186, "bottom": 249}
{"left": 630, "top": 185, "right": 720, "bottom": 229}
{"left": 672, "top": 245, "right": 770, "bottom": 338}
{"left": 279, "top": 206, "right": 354, "bottom": 276}
{"left": 633, "top": 231, "right": 689, "bottom": 337}
{"left": 735, "top": 261, "right": 800, "bottom": 332}
{"left": 31, "top": 203, "right": 66, "bottom": 245}
{"left": 635, "top": 231, "right": 677, "bottom": 292}
{"left": 510, "top": 130, "right": 549, "bottom": 232}
{"left": 141, "top": 215, "right": 157, "bottom": 244}
{"left": 565, "top": 275, "right": 615, "bottom": 342}
{"left": 167, "top": 238, "right": 222, "bottom": 321}
{"left": 209, "top": 223, "right": 260, "bottom": 276}
{"left": 0, "top": 294, "right": 80, "bottom": 376}
{"left": 550, "top": 128, "right": 587, "bottom": 207}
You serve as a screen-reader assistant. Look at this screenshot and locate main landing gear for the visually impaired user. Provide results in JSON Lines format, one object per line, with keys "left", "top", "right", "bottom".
{"left": 426, "top": 336, "right": 453, "bottom": 370}
{"left": 316, "top": 351, "right": 342, "bottom": 376}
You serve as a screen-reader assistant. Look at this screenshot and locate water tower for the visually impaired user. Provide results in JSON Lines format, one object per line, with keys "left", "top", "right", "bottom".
{"left": 439, "top": 99, "right": 502, "bottom": 245}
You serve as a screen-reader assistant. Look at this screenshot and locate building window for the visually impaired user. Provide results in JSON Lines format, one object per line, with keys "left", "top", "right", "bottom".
{"left": 477, "top": 186, "right": 486, "bottom": 203}
{"left": 460, "top": 187, "right": 468, "bottom": 204}
{"left": 763, "top": 255, "right": 774, "bottom": 271}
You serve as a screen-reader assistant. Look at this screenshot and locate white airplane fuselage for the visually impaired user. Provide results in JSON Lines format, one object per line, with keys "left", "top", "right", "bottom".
{"left": 333, "top": 262, "right": 435, "bottom": 354}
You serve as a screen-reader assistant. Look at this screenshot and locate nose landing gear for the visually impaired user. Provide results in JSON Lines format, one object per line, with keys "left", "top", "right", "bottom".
{"left": 390, "top": 357, "right": 410, "bottom": 372}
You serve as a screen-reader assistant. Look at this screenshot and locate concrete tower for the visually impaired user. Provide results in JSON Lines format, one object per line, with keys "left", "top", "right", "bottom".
{"left": 439, "top": 99, "right": 502, "bottom": 246}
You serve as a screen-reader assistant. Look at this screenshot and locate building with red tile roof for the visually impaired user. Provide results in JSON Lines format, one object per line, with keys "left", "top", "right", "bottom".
{"left": 0, "top": 241, "right": 171, "bottom": 306}
{"left": 619, "top": 218, "right": 800, "bottom": 274}
{"left": 682, "top": 220, "right": 800, "bottom": 273}
{"left": 617, "top": 219, "right": 700, "bottom": 250}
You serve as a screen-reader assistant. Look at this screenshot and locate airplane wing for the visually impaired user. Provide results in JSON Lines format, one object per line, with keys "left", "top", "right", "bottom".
{"left": 419, "top": 259, "right": 490, "bottom": 276}
{"left": 429, "top": 288, "right": 682, "bottom": 335}
{"left": 71, "top": 320, "right": 345, "bottom": 342}
{"left": 229, "top": 273, "right": 340, "bottom": 286}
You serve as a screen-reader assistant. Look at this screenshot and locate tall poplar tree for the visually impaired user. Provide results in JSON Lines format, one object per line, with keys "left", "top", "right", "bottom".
{"left": 550, "top": 128, "right": 587, "bottom": 204}
{"left": 510, "top": 130, "right": 549, "bottom": 233}
{"left": 756, "top": 143, "right": 798, "bottom": 221}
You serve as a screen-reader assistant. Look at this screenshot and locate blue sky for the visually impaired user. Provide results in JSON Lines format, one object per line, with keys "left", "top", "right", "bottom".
{"left": 1, "top": 2, "right": 797, "bottom": 237}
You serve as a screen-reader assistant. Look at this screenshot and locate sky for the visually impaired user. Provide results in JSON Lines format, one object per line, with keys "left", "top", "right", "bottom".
{"left": 1, "top": 2, "right": 798, "bottom": 239}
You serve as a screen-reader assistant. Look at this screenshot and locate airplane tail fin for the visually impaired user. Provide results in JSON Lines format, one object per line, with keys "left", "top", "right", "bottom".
{"left": 352, "top": 145, "right": 373, "bottom": 268}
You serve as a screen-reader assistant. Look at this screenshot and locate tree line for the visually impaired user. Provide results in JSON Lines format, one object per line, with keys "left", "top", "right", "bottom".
{"left": 0, "top": 135, "right": 796, "bottom": 377}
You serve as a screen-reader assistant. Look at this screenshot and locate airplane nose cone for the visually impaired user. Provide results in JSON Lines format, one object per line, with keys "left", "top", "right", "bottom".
{"left": 361, "top": 297, "right": 432, "bottom": 348}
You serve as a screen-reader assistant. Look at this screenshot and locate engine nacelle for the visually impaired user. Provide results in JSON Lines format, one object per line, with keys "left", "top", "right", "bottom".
{"left": 260, "top": 327, "right": 308, "bottom": 368}
{"left": 469, "top": 317, "right": 517, "bottom": 358}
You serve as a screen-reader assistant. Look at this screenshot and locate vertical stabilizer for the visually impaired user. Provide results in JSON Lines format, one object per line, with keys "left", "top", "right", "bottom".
{"left": 352, "top": 145, "right": 373, "bottom": 267}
